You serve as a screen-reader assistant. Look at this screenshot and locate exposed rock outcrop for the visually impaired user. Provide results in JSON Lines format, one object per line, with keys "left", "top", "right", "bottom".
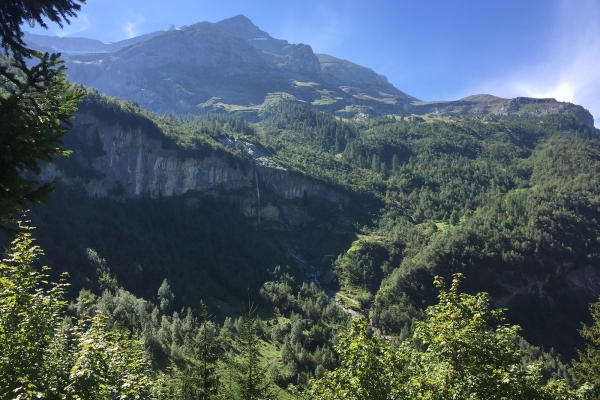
{"left": 41, "top": 111, "right": 347, "bottom": 228}
{"left": 317, "top": 54, "right": 405, "bottom": 95}
{"left": 412, "top": 94, "right": 596, "bottom": 128}
{"left": 282, "top": 44, "right": 321, "bottom": 75}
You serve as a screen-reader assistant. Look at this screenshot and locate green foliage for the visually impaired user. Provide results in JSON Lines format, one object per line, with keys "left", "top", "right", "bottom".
{"left": 0, "top": 0, "right": 84, "bottom": 230}
{"left": 298, "top": 317, "right": 401, "bottom": 400}
{"left": 229, "top": 304, "right": 274, "bottom": 400}
{"left": 302, "top": 274, "right": 590, "bottom": 399}
{"left": 401, "top": 274, "right": 557, "bottom": 399}
{"left": 0, "top": 226, "right": 68, "bottom": 398}
{"left": 572, "top": 299, "right": 600, "bottom": 395}
{"left": 0, "top": 227, "right": 163, "bottom": 399}
{"left": 67, "top": 313, "right": 160, "bottom": 399}
{"left": 262, "top": 100, "right": 357, "bottom": 153}
{"left": 333, "top": 238, "right": 399, "bottom": 292}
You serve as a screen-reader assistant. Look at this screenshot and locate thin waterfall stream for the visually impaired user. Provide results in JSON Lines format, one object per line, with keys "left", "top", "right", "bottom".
{"left": 254, "top": 167, "right": 260, "bottom": 226}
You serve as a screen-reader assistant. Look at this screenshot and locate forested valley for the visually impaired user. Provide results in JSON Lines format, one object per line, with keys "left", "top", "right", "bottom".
{"left": 3, "top": 89, "right": 600, "bottom": 398}
{"left": 3, "top": 2, "right": 600, "bottom": 398}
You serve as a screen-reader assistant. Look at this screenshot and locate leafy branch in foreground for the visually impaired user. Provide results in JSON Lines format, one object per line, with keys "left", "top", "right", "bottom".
{"left": 301, "top": 274, "right": 591, "bottom": 399}
{"left": 571, "top": 299, "right": 600, "bottom": 398}
{"left": 0, "top": 226, "right": 164, "bottom": 399}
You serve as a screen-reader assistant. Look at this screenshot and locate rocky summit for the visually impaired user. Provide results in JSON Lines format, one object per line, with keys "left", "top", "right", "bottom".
{"left": 24, "top": 14, "right": 596, "bottom": 126}
{"left": 24, "top": 15, "right": 413, "bottom": 118}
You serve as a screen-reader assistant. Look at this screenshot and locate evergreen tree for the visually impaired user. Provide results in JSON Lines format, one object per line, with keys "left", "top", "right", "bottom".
{"left": 0, "top": 0, "right": 84, "bottom": 230}
{"left": 371, "top": 154, "right": 380, "bottom": 172}
{"left": 449, "top": 209, "right": 460, "bottom": 225}
{"left": 233, "top": 304, "right": 273, "bottom": 400}
{"left": 172, "top": 304, "right": 221, "bottom": 399}
{"left": 380, "top": 161, "right": 388, "bottom": 178}
{"left": 571, "top": 299, "right": 600, "bottom": 396}
{"left": 391, "top": 154, "right": 400, "bottom": 172}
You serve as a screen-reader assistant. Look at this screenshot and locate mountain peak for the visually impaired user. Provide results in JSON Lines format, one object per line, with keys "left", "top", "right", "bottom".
{"left": 216, "top": 14, "right": 271, "bottom": 40}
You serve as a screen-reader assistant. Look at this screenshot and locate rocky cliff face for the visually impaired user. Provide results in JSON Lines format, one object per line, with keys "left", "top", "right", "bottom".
{"left": 42, "top": 112, "right": 252, "bottom": 197}
{"left": 41, "top": 111, "right": 347, "bottom": 227}
{"left": 316, "top": 54, "right": 404, "bottom": 94}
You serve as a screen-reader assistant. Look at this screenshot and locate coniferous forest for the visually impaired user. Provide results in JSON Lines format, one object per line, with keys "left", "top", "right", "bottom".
{"left": 3, "top": 1, "right": 600, "bottom": 399}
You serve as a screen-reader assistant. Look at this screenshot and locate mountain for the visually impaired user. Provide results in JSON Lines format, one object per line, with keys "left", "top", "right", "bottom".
{"left": 24, "top": 30, "right": 165, "bottom": 54}
{"left": 27, "top": 15, "right": 413, "bottom": 118}
{"left": 413, "top": 94, "right": 596, "bottom": 129}
{"left": 16, "top": 14, "right": 600, "bottom": 365}
{"left": 27, "top": 87, "right": 600, "bottom": 361}
{"left": 27, "top": 15, "right": 596, "bottom": 129}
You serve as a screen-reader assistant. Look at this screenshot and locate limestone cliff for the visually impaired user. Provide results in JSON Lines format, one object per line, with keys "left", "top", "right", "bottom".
{"left": 41, "top": 111, "right": 347, "bottom": 227}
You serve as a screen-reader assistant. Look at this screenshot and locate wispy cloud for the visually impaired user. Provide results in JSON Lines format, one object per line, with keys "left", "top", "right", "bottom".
{"left": 123, "top": 15, "right": 145, "bottom": 39}
{"left": 55, "top": 13, "right": 90, "bottom": 37}
{"left": 467, "top": 0, "right": 600, "bottom": 126}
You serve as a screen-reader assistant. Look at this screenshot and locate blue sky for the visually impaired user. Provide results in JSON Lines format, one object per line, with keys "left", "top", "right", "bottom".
{"left": 26, "top": 0, "right": 600, "bottom": 125}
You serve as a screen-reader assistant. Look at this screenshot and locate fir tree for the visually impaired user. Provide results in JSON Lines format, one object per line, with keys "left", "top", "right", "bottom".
{"left": 173, "top": 304, "right": 221, "bottom": 399}
{"left": 233, "top": 303, "right": 273, "bottom": 400}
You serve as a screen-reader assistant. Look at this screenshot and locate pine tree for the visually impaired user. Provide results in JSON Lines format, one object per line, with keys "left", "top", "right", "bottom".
{"left": 380, "top": 161, "right": 388, "bottom": 178}
{"left": 571, "top": 299, "right": 600, "bottom": 396}
{"left": 371, "top": 154, "right": 380, "bottom": 172}
{"left": 391, "top": 154, "right": 400, "bottom": 172}
{"left": 449, "top": 210, "right": 460, "bottom": 225}
{"left": 174, "top": 304, "right": 221, "bottom": 399}
{"left": 0, "top": 0, "right": 85, "bottom": 230}
{"left": 233, "top": 304, "right": 273, "bottom": 400}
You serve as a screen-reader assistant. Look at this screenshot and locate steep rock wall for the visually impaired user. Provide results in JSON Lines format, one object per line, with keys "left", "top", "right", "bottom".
{"left": 42, "top": 112, "right": 253, "bottom": 197}
{"left": 41, "top": 112, "right": 348, "bottom": 210}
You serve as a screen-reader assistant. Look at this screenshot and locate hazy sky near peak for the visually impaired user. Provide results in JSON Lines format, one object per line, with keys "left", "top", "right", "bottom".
{"left": 25, "top": 0, "right": 600, "bottom": 126}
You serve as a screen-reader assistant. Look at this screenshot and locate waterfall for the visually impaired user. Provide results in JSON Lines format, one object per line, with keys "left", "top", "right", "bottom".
{"left": 254, "top": 167, "right": 261, "bottom": 226}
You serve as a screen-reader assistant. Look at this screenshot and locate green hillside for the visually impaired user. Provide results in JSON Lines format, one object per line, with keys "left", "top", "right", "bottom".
{"left": 5, "top": 91, "right": 600, "bottom": 397}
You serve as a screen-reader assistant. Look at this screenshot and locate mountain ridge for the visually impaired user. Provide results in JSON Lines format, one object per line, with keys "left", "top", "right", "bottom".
{"left": 23, "top": 14, "right": 596, "bottom": 127}
{"left": 20, "top": 15, "right": 427, "bottom": 118}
